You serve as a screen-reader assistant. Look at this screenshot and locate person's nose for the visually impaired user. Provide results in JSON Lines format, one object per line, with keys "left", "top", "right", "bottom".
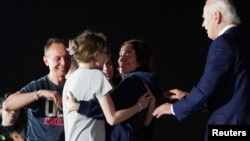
{"left": 119, "top": 55, "right": 126, "bottom": 63}
{"left": 60, "top": 58, "right": 66, "bottom": 65}
{"left": 202, "top": 20, "right": 205, "bottom": 28}
{"left": 103, "top": 65, "right": 108, "bottom": 71}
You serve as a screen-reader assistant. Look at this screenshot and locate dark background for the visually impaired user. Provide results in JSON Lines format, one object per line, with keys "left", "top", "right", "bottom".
{"left": 1, "top": 0, "right": 249, "bottom": 140}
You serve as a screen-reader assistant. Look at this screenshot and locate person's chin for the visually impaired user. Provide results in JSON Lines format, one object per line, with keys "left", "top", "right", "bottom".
{"left": 121, "top": 71, "right": 128, "bottom": 75}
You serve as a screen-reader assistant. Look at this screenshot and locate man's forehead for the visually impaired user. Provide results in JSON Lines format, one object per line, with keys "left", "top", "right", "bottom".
{"left": 45, "top": 50, "right": 68, "bottom": 58}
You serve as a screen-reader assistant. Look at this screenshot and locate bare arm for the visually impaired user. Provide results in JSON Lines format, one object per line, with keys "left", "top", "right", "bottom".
{"left": 3, "top": 91, "right": 38, "bottom": 111}
{"left": 4, "top": 90, "right": 62, "bottom": 111}
{"left": 98, "top": 92, "right": 151, "bottom": 126}
{"left": 143, "top": 82, "right": 156, "bottom": 126}
{"left": 144, "top": 97, "right": 155, "bottom": 126}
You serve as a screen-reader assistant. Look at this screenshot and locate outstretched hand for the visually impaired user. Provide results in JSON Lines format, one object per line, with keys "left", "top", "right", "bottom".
{"left": 152, "top": 102, "right": 173, "bottom": 118}
{"left": 164, "top": 88, "right": 188, "bottom": 100}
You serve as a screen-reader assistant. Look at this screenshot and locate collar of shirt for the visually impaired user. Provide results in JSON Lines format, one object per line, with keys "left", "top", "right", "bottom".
{"left": 218, "top": 24, "right": 237, "bottom": 36}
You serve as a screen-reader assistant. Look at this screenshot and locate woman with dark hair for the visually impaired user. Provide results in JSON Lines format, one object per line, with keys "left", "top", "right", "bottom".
{"left": 63, "top": 30, "right": 152, "bottom": 141}
{"left": 66, "top": 39, "right": 161, "bottom": 141}
{"left": 108, "top": 39, "right": 160, "bottom": 141}
{"left": 102, "top": 54, "right": 122, "bottom": 87}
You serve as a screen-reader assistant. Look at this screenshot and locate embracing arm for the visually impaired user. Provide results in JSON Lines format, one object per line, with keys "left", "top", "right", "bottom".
{"left": 143, "top": 82, "right": 156, "bottom": 126}
{"left": 65, "top": 91, "right": 104, "bottom": 119}
{"left": 144, "top": 97, "right": 155, "bottom": 126}
{"left": 78, "top": 100, "right": 104, "bottom": 119}
{"left": 99, "top": 92, "right": 151, "bottom": 126}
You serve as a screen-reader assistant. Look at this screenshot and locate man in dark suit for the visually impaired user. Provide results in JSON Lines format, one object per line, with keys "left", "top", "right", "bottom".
{"left": 153, "top": 0, "right": 250, "bottom": 140}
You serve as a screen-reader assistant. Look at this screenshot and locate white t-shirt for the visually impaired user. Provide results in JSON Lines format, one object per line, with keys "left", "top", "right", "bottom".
{"left": 63, "top": 67, "right": 112, "bottom": 141}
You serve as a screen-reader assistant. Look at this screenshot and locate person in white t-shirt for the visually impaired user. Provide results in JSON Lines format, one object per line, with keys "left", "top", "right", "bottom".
{"left": 62, "top": 29, "right": 152, "bottom": 141}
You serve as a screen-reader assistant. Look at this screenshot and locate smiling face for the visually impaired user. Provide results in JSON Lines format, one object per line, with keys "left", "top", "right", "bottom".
{"left": 43, "top": 43, "right": 71, "bottom": 78}
{"left": 118, "top": 43, "right": 140, "bottom": 75}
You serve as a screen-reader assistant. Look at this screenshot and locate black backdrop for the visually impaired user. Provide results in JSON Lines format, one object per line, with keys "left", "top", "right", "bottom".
{"left": 1, "top": 0, "right": 249, "bottom": 140}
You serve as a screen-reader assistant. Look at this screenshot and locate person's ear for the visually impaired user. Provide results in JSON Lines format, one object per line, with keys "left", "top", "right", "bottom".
{"left": 93, "top": 51, "right": 100, "bottom": 61}
{"left": 215, "top": 11, "right": 222, "bottom": 24}
{"left": 43, "top": 56, "right": 49, "bottom": 66}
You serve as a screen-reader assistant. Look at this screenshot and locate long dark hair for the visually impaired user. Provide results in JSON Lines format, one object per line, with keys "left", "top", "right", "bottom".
{"left": 121, "top": 39, "right": 153, "bottom": 71}
{"left": 109, "top": 54, "right": 122, "bottom": 85}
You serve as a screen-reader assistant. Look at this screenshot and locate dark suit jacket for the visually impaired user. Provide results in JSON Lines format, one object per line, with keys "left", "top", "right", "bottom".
{"left": 173, "top": 26, "right": 250, "bottom": 125}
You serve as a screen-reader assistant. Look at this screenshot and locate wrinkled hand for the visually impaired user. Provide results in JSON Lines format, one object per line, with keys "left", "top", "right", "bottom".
{"left": 65, "top": 91, "right": 79, "bottom": 113}
{"left": 164, "top": 88, "right": 188, "bottom": 100}
{"left": 152, "top": 102, "right": 172, "bottom": 118}
{"left": 39, "top": 90, "right": 62, "bottom": 108}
